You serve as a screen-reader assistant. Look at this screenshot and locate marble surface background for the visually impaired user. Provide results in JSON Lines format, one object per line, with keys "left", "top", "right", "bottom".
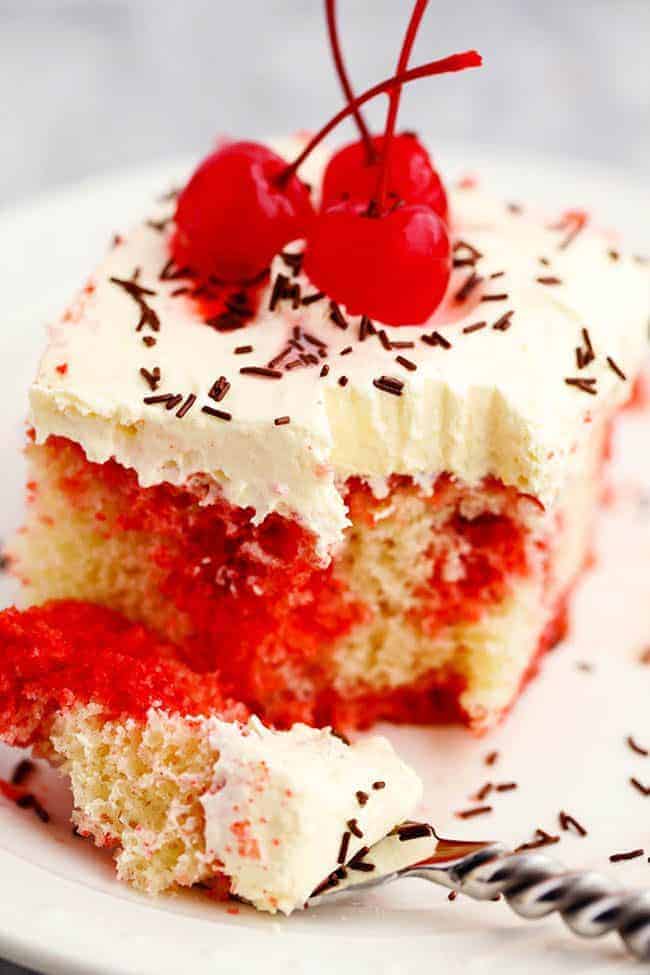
{"left": 0, "top": 1, "right": 648, "bottom": 973}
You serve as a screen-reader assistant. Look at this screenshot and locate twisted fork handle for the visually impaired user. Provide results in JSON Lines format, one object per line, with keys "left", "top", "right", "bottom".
{"left": 411, "top": 844, "right": 650, "bottom": 961}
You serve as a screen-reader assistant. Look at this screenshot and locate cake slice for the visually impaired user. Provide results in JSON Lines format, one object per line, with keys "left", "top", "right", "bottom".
{"left": 3, "top": 9, "right": 649, "bottom": 923}
{"left": 10, "top": 146, "right": 648, "bottom": 731}
{"left": 0, "top": 601, "right": 421, "bottom": 914}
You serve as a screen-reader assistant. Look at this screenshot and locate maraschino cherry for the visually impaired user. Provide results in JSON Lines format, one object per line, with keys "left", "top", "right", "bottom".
{"left": 304, "top": 3, "right": 475, "bottom": 326}
{"left": 320, "top": 0, "right": 448, "bottom": 222}
{"left": 173, "top": 141, "right": 314, "bottom": 284}
{"left": 172, "top": 48, "right": 480, "bottom": 290}
{"left": 305, "top": 200, "right": 450, "bottom": 324}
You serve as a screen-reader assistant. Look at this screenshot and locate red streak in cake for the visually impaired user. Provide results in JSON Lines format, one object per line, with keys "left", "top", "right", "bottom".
{"left": 346, "top": 475, "right": 533, "bottom": 634}
{"left": 15, "top": 438, "right": 560, "bottom": 741}
{"left": 0, "top": 600, "right": 246, "bottom": 748}
{"left": 18, "top": 437, "right": 554, "bottom": 730}
{"left": 47, "top": 437, "right": 367, "bottom": 726}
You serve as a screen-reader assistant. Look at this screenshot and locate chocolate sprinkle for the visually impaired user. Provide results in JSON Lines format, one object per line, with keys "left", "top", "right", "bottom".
{"left": 347, "top": 846, "right": 375, "bottom": 872}
{"left": 565, "top": 376, "right": 597, "bottom": 395}
{"left": 474, "top": 782, "right": 493, "bottom": 802}
{"left": 11, "top": 759, "right": 35, "bottom": 787}
{"left": 301, "top": 291, "right": 325, "bottom": 306}
{"left": 397, "top": 823, "right": 433, "bottom": 842}
{"left": 329, "top": 302, "right": 349, "bottom": 330}
{"left": 378, "top": 329, "right": 392, "bottom": 351}
{"left": 239, "top": 366, "right": 283, "bottom": 379}
{"left": 143, "top": 393, "right": 176, "bottom": 406}
{"left": 492, "top": 310, "right": 514, "bottom": 331}
{"left": 496, "top": 782, "right": 517, "bottom": 793}
{"left": 396, "top": 355, "right": 417, "bottom": 372}
{"left": 280, "top": 251, "right": 303, "bottom": 277}
{"left": 16, "top": 793, "right": 50, "bottom": 823}
{"left": 485, "top": 751, "right": 499, "bottom": 766}
{"left": 146, "top": 217, "right": 171, "bottom": 233}
{"left": 372, "top": 781, "right": 386, "bottom": 790}
{"left": 481, "top": 293, "right": 509, "bottom": 302}
{"left": 516, "top": 828, "right": 559, "bottom": 852}
{"left": 373, "top": 376, "right": 404, "bottom": 397}
{"left": 559, "top": 811, "right": 587, "bottom": 836}
{"left": 608, "top": 249, "right": 620, "bottom": 261}
{"left": 139, "top": 367, "right": 161, "bottom": 391}
{"left": 110, "top": 274, "right": 160, "bottom": 334}
{"left": 627, "top": 735, "right": 648, "bottom": 756}
{"left": 463, "top": 321, "right": 487, "bottom": 335}
{"left": 630, "top": 778, "right": 650, "bottom": 797}
{"left": 454, "top": 271, "right": 483, "bottom": 303}
{"left": 607, "top": 356, "right": 627, "bottom": 381}
{"left": 209, "top": 376, "right": 231, "bottom": 402}
{"left": 176, "top": 394, "right": 196, "bottom": 419}
{"left": 610, "top": 849, "right": 644, "bottom": 863}
{"left": 337, "top": 831, "right": 351, "bottom": 864}
{"left": 359, "top": 315, "right": 375, "bottom": 341}
{"left": 536, "top": 276, "right": 563, "bottom": 286}
{"left": 347, "top": 818, "right": 364, "bottom": 839}
{"left": 421, "top": 331, "right": 452, "bottom": 349}
{"left": 269, "top": 273, "right": 289, "bottom": 311}
{"left": 274, "top": 416, "right": 291, "bottom": 426}
{"left": 267, "top": 346, "right": 292, "bottom": 370}
{"left": 164, "top": 394, "right": 183, "bottom": 411}
{"left": 448, "top": 891, "right": 457, "bottom": 901}
{"left": 234, "top": 345, "right": 253, "bottom": 355}
{"left": 455, "top": 805, "right": 493, "bottom": 819}
{"left": 391, "top": 340, "right": 415, "bottom": 349}
{"left": 340, "top": 346, "right": 353, "bottom": 356}
{"left": 320, "top": 364, "right": 330, "bottom": 378}
{"left": 576, "top": 328, "right": 595, "bottom": 370}
{"left": 142, "top": 336, "right": 156, "bottom": 347}
{"left": 201, "top": 406, "right": 232, "bottom": 422}
{"left": 453, "top": 239, "right": 483, "bottom": 262}
{"left": 302, "top": 331, "right": 327, "bottom": 349}
{"left": 356, "top": 791, "right": 369, "bottom": 807}
{"left": 338, "top": 376, "right": 349, "bottom": 387}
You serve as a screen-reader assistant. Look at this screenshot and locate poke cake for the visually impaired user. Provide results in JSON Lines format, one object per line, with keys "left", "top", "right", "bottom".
{"left": 1, "top": 0, "right": 649, "bottom": 916}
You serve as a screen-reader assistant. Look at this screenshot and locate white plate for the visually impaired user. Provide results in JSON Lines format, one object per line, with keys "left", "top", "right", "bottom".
{"left": 0, "top": 147, "right": 649, "bottom": 975}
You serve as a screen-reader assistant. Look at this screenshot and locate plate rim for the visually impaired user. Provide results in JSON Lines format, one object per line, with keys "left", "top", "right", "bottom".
{"left": 1, "top": 143, "right": 649, "bottom": 975}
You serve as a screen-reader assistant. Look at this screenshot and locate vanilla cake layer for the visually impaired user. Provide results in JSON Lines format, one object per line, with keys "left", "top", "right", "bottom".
{"left": 47, "top": 707, "right": 419, "bottom": 914}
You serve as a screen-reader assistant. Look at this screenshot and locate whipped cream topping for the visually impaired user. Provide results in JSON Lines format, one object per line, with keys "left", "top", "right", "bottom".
{"left": 200, "top": 716, "right": 422, "bottom": 914}
{"left": 29, "top": 140, "right": 649, "bottom": 561}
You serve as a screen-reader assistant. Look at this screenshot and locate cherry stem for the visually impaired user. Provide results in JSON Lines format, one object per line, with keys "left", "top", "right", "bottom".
{"left": 325, "top": 0, "right": 376, "bottom": 164}
{"left": 374, "top": 0, "right": 428, "bottom": 213}
{"left": 280, "top": 50, "right": 482, "bottom": 185}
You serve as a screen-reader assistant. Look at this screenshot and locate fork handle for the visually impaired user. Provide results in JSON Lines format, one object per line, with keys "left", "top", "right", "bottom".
{"left": 410, "top": 845, "right": 650, "bottom": 961}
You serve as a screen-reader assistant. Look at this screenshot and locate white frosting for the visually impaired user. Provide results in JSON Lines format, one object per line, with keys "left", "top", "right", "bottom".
{"left": 29, "top": 141, "right": 649, "bottom": 561}
{"left": 200, "top": 716, "right": 422, "bottom": 914}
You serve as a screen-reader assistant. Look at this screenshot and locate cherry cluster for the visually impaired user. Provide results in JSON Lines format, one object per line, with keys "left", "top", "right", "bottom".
{"left": 173, "top": 2, "right": 481, "bottom": 327}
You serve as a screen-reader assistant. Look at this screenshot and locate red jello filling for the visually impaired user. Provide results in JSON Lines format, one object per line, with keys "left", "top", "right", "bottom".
{"left": 0, "top": 600, "right": 245, "bottom": 748}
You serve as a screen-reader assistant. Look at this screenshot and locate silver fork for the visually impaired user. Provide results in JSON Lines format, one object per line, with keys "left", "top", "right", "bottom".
{"left": 309, "top": 827, "right": 650, "bottom": 961}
